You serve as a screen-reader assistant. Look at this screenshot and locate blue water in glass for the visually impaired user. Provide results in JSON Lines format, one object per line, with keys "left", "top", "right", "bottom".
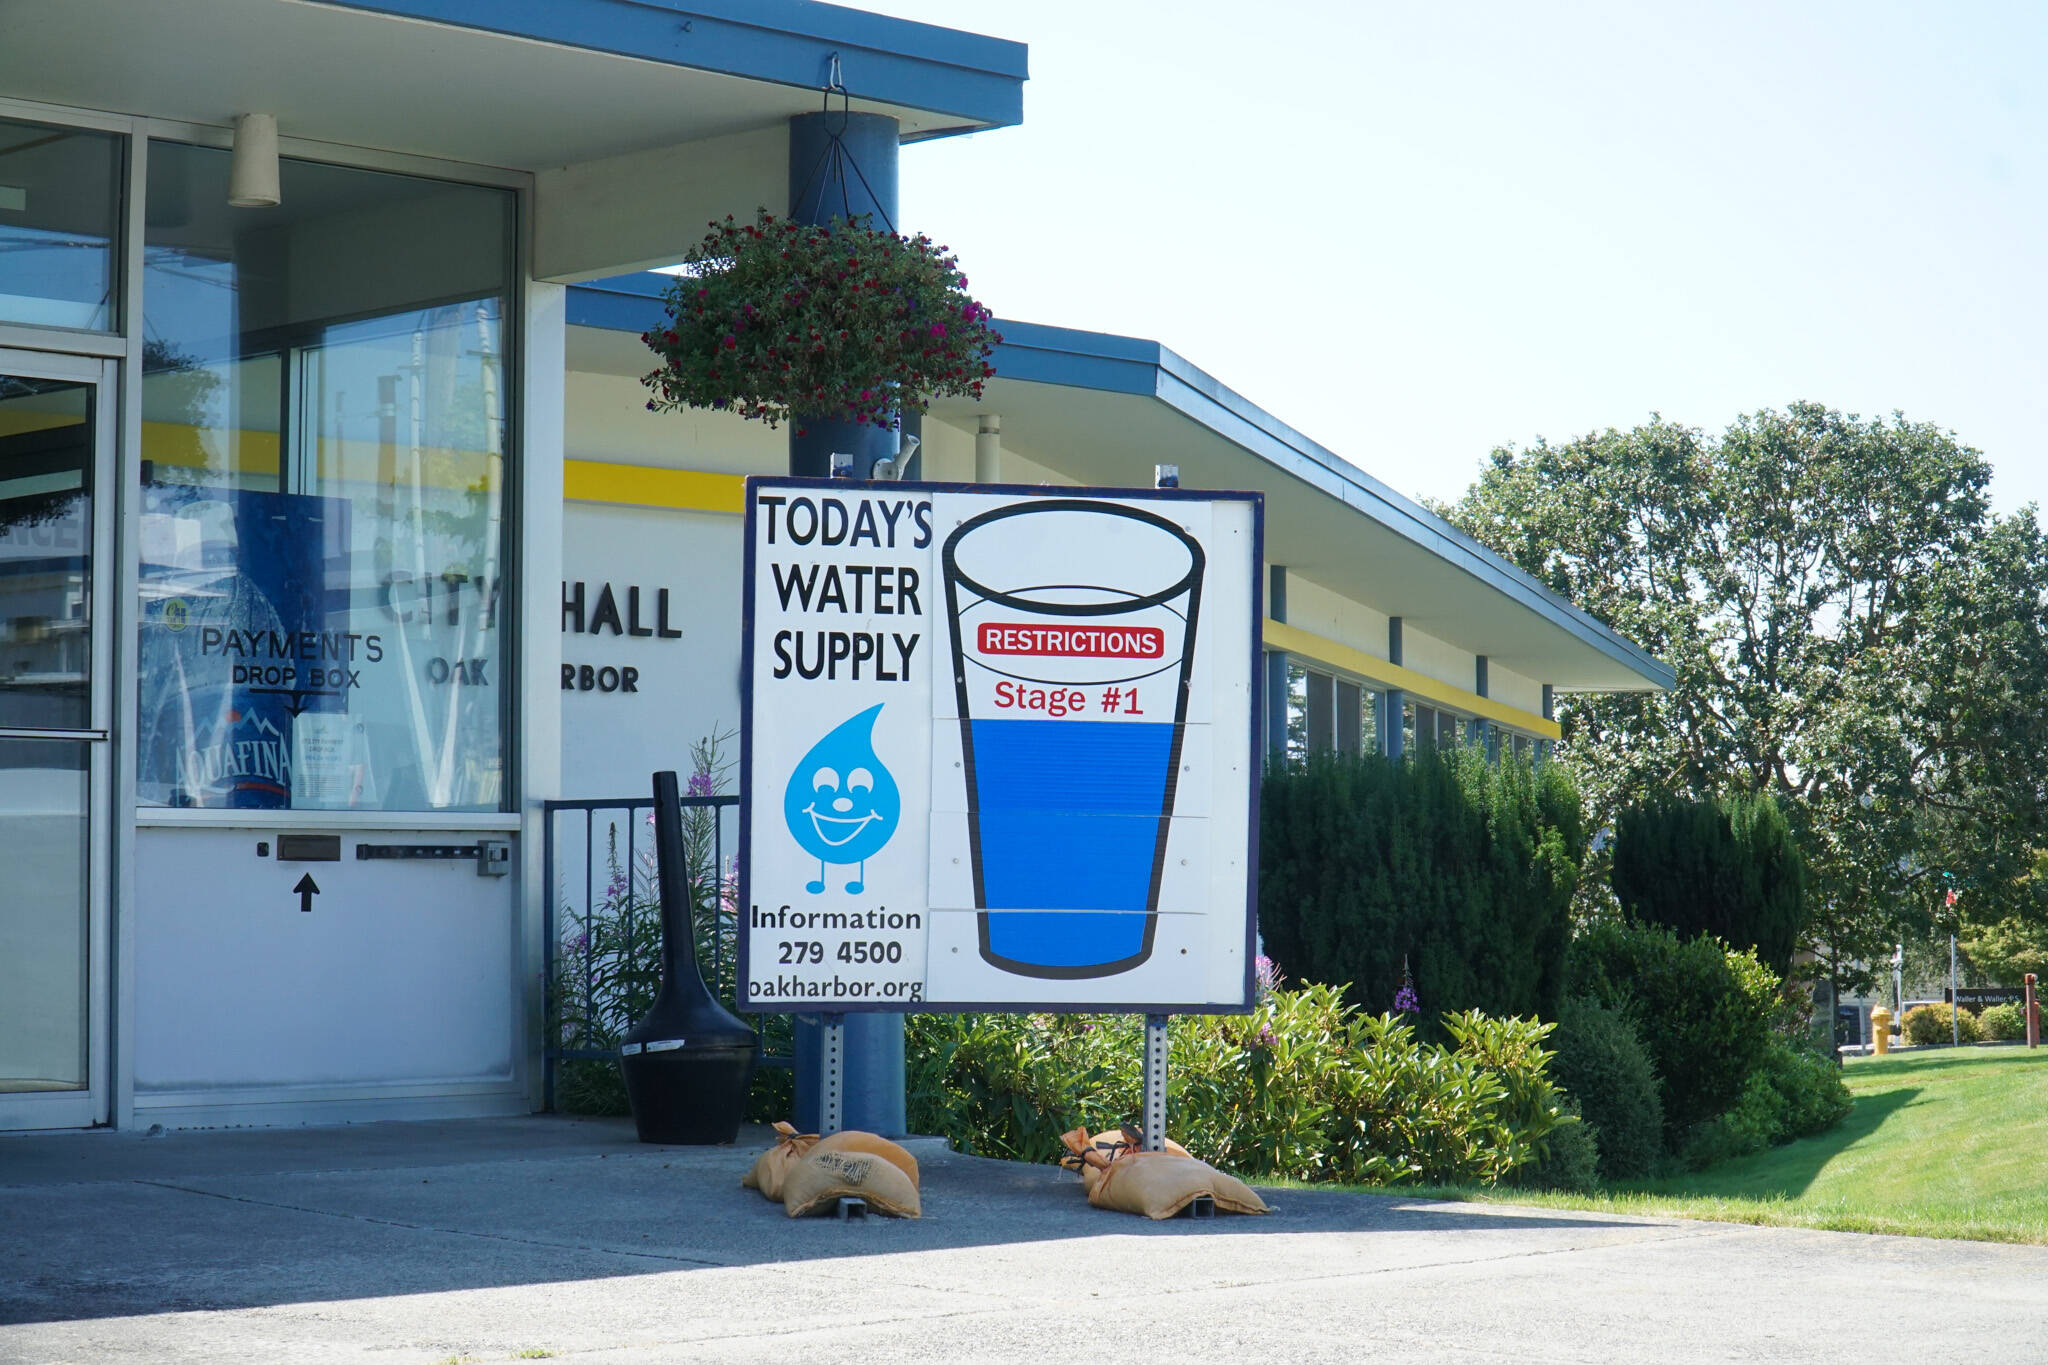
{"left": 969, "top": 718, "right": 1177, "bottom": 972}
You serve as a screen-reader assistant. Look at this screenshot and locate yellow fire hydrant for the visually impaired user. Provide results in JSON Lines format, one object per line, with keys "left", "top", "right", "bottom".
{"left": 1870, "top": 1005, "right": 1892, "bottom": 1056}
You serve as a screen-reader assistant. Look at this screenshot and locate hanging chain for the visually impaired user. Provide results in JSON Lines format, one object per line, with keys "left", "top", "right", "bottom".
{"left": 790, "top": 51, "right": 898, "bottom": 236}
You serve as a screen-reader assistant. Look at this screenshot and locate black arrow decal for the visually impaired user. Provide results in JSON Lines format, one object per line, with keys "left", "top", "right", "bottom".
{"left": 293, "top": 873, "right": 320, "bottom": 913}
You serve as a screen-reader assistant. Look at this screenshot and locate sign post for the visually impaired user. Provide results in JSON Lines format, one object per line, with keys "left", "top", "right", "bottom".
{"left": 738, "top": 479, "right": 1261, "bottom": 1130}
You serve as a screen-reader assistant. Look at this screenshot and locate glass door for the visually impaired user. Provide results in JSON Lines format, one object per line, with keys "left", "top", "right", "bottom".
{"left": 0, "top": 348, "right": 111, "bottom": 1129}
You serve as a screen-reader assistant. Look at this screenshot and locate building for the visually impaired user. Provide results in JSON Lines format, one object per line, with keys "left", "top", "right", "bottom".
{"left": 558, "top": 282, "right": 1671, "bottom": 798}
{"left": 0, "top": 0, "right": 1027, "bottom": 1133}
{"left": 1, "top": 0, "right": 1667, "bottom": 1136}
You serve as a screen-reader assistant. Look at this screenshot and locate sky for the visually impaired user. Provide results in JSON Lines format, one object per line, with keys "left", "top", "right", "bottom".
{"left": 864, "top": 0, "right": 2048, "bottom": 520}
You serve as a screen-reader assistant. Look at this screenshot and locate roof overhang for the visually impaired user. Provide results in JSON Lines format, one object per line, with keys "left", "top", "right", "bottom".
{"left": 0, "top": 0, "right": 1027, "bottom": 168}
{"left": 565, "top": 276, "right": 1673, "bottom": 695}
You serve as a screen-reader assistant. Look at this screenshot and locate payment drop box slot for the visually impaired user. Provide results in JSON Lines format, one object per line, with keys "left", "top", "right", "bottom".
{"left": 355, "top": 839, "right": 512, "bottom": 876}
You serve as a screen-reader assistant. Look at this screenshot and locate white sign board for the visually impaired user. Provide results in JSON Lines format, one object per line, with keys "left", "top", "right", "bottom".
{"left": 739, "top": 478, "right": 1260, "bottom": 1013}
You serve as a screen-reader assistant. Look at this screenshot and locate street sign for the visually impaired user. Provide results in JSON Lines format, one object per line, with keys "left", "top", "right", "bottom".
{"left": 738, "top": 478, "right": 1260, "bottom": 1013}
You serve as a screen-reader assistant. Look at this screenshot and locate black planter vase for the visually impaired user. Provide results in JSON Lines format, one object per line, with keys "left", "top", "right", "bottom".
{"left": 617, "top": 770, "right": 757, "bottom": 1144}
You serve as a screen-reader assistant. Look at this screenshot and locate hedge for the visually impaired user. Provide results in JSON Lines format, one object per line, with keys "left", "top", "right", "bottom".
{"left": 1258, "top": 748, "right": 1584, "bottom": 1028}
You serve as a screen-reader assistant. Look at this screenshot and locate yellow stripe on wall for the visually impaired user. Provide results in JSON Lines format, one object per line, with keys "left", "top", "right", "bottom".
{"left": 564, "top": 460, "right": 744, "bottom": 514}
{"left": 1263, "top": 618, "right": 1560, "bottom": 741}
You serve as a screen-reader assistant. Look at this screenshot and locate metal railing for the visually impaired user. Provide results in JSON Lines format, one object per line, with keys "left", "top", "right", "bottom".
{"left": 542, "top": 792, "right": 788, "bottom": 1110}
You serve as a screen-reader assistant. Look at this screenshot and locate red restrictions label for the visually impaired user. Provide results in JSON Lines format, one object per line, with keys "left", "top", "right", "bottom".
{"left": 977, "top": 621, "right": 1166, "bottom": 659}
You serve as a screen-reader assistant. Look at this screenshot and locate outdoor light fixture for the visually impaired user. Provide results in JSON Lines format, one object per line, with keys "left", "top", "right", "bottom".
{"left": 227, "top": 113, "right": 280, "bottom": 208}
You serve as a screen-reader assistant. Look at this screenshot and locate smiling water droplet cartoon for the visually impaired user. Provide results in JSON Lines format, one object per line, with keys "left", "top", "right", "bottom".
{"left": 784, "top": 704, "right": 900, "bottom": 894}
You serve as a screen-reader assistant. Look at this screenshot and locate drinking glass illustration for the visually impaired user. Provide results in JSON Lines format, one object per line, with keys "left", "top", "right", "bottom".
{"left": 942, "top": 500, "right": 1204, "bottom": 978}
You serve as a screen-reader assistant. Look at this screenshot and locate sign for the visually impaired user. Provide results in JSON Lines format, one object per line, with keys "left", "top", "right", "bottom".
{"left": 1949, "top": 987, "right": 2026, "bottom": 1010}
{"left": 738, "top": 478, "right": 1260, "bottom": 1013}
{"left": 135, "top": 485, "right": 355, "bottom": 809}
{"left": 559, "top": 501, "right": 743, "bottom": 799}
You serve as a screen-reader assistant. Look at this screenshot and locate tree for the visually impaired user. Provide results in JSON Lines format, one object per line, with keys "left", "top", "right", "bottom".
{"left": 1445, "top": 404, "right": 2048, "bottom": 998}
{"left": 1611, "top": 792, "right": 1807, "bottom": 978}
{"left": 1258, "top": 747, "right": 1584, "bottom": 1028}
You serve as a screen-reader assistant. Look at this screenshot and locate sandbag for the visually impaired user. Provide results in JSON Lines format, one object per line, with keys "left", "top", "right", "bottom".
{"left": 1059, "top": 1127, "right": 1268, "bottom": 1219}
{"left": 1058, "top": 1125, "right": 1188, "bottom": 1185}
{"left": 812, "top": 1129, "right": 920, "bottom": 1189}
{"left": 782, "top": 1145, "right": 922, "bottom": 1219}
{"left": 1091, "top": 1153, "right": 1269, "bottom": 1219}
{"left": 741, "top": 1121, "right": 818, "bottom": 1202}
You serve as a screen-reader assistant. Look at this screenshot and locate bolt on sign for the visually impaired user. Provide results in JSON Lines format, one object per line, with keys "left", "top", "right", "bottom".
{"left": 739, "top": 477, "right": 1260, "bottom": 1012}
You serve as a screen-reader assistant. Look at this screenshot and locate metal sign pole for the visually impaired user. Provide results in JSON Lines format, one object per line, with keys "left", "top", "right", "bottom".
{"left": 1142, "top": 1013, "right": 1169, "bottom": 1151}
{"left": 1950, "top": 936, "right": 1960, "bottom": 1046}
{"left": 820, "top": 1013, "right": 845, "bottom": 1136}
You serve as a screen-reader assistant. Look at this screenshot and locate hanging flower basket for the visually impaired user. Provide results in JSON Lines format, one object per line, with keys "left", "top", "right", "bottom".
{"left": 640, "top": 210, "right": 1000, "bottom": 433}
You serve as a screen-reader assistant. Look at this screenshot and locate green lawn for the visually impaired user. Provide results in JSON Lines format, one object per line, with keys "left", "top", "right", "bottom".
{"left": 1421, "top": 1045, "right": 2048, "bottom": 1243}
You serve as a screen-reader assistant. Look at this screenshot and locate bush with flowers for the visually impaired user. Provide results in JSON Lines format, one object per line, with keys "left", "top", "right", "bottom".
{"left": 639, "top": 210, "right": 1000, "bottom": 432}
{"left": 903, "top": 960, "right": 1571, "bottom": 1187}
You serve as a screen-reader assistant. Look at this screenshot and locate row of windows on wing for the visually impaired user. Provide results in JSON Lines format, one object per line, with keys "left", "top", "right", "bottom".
{"left": 1279, "top": 661, "right": 1539, "bottom": 759}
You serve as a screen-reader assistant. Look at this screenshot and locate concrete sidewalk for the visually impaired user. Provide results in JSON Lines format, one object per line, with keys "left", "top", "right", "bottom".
{"left": 2, "top": 1115, "right": 2041, "bottom": 1363}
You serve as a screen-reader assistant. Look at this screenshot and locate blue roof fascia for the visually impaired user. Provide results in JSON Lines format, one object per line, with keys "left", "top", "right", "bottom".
{"left": 308, "top": 0, "right": 1028, "bottom": 132}
{"left": 991, "top": 320, "right": 1674, "bottom": 691}
{"left": 569, "top": 272, "right": 674, "bottom": 332}
{"left": 562, "top": 279, "right": 1673, "bottom": 689}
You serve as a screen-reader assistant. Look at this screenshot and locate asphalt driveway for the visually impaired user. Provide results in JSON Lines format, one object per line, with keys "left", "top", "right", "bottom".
{"left": 3, "top": 1115, "right": 2041, "bottom": 1363}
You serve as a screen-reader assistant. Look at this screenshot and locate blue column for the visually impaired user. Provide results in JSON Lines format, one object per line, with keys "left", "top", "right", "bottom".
{"left": 786, "top": 110, "right": 903, "bottom": 480}
{"left": 1474, "top": 655, "right": 1496, "bottom": 760}
{"left": 1265, "top": 566, "right": 1288, "bottom": 765}
{"left": 787, "top": 109, "right": 906, "bottom": 1135}
{"left": 1383, "top": 617, "right": 1405, "bottom": 760}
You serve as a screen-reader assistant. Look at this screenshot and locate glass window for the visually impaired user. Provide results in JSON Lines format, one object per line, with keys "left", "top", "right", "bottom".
{"left": 1304, "top": 670, "right": 1335, "bottom": 754}
{"left": 0, "top": 737, "right": 89, "bottom": 1092}
{"left": 0, "top": 373, "right": 92, "bottom": 730}
{"left": 136, "top": 144, "right": 514, "bottom": 812}
{"left": 1283, "top": 658, "right": 1308, "bottom": 764}
{"left": 1335, "top": 679, "right": 1360, "bottom": 754}
{"left": 0, "top": 117, "right": 122, "bottom": 332}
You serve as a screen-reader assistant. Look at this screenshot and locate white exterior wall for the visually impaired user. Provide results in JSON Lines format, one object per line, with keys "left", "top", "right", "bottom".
{"left": 559, "top": 503, "right": 742, "bottom": 797}
{"left": 1277, "top": 571, "right": 1388, "bottom": 662}
{"left": 566, "top": 369, "right": 784, "bottom": 473}
{"left": 535, "top": 127, "right": 787, "bottom": 282}
{"left": 921, "top": 414, "right": 1073, "bottom": 486}
{"left": 1488, "top": 660, "right": 1544, "bottom": 716}
{"left": 1398, "top": 624, "right": 1478, "bottom": 699}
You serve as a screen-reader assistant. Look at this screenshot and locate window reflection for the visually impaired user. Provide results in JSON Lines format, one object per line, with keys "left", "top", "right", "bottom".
{"left": 138, "top": 144, "right": 513, "bottom": 812}
{"left": 1279, "top": 658, "right": 1381, "bottom": 763}
{"left": 0, "top": 376, "right": 92, "bottom": 730}
{"left": 0, "top": 117, "right": 121, "bottom": 332}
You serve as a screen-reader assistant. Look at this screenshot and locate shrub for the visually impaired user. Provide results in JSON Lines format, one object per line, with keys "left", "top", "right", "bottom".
{"left": 1610, "top": 791, "right": 1807, "bottom": 978}
{"left": 1259, "top": 748, "right": 1584, "bottom": 1030}
{"left": 1682, "top": 1035, "right": 1851, "bottom": 1167}
{"left": 1902, "top": 1002, "right": 1983, "bottom": 1045}
{"left": 1980, "top": 1001, "right": 2028, "bottom": 1041}
{"left": 1548, "top": 995, "right": 1663, "bottom": 1180}
{"left": 1567, "top": 919, "right": 1776, "bottom": 1145}
{"left": 905, "top": 986, "right": 1569, "bottom": 1187}
{"left": 1510, "top": 1113, "right": 1601, "bottom": 1193}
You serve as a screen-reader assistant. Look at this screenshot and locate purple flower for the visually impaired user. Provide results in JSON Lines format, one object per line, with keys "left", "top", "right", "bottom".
{"left": 1254, "top": 955, "right": 1283, "bottom": 995}
{"left": 687, "top": 770, "right": 716, "bottom": 797}
{"left": 1256, "top": 1024, "right": 1279, "bottom": 1049}
{"left": 929, "top": 323, "right": 947, "bottom": 338}
{"left": 1394, "top": 984, "right": 1420, "bottom": 1014}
